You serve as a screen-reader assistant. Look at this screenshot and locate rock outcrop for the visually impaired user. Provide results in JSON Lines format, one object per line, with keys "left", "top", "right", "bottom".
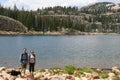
{"left": 0, "top": 15, "right": 27, "bottom": 33}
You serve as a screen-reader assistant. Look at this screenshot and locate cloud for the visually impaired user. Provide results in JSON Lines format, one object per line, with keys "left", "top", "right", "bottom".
{"left": 97, "top": 0, "right": 120, "bottom": 3}
{"left": 2, "top": 0, "right": 97, "bottom": 10}
{"left": 2, "top": 0, "right": 28, "bottom": 10}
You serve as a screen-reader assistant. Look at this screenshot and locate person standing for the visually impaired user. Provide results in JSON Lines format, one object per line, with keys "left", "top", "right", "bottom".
{"left": 20, "top": 48, "right": 28, "bottom": 76}
{"left": 28, "top": 50, "right": 36, "bottom": 75}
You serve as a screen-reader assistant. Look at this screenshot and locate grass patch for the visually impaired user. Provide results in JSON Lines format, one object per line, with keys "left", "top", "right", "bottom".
{"left": 50, "top": 67, "right": 61, "bottom": 70}
{"left": 114, "top": 75, "right": 120, "bottom": 80}
{"left": 101, "top": 72, "right": 109, "bottom": 79}
{"left": 40, "top": 69, "right": 46, "bottom": 72}
{"left": 80, "top": 67, "right": 93, "bottom": 73}
{"left": 64, "top": 65, "right": 76, "bottom": 74}
{"left": 49, "top": 67, "right": 62, "bottom": 74}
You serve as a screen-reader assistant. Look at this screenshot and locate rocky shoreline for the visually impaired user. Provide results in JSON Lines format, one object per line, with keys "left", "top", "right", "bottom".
{"left": 0, "top": 66, "right": 120, "bottom": 80}
{"left": 0, "top": 31, "right": 119, "bottom": 36}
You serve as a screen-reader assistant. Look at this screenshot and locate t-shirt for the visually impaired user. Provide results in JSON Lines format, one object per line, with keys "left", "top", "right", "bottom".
{"left": 29, "top": 54, "right": 35, "bottom": 63}
{"left": 20, "top": 53, "right": 28, "bottom": 64}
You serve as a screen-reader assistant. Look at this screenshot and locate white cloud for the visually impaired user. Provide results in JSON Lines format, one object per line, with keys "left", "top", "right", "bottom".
{"left": 2, "top": 0, "right": 97, "bottom": 10}
{"left": 2, "top": 0, "right": 28, "bottom": 10}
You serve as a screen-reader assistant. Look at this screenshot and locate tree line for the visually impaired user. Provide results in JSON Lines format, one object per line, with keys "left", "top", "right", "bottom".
{"left": 0, "top": 3, "right": 120, "bottom": 33}
{"left": 0, "top": 4, "right": 80, "bottom": 32}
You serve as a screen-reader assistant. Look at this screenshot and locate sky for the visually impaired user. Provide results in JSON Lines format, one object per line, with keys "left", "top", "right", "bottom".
{"left": 0, "top": 0, "right": 120, "bottom": 10}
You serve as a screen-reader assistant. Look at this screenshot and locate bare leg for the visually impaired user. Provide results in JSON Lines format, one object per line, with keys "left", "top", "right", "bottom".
{"left": 21, "top": 68, "right": 26, "bottom": 76}
{"left": 31, "top": 71, "right": 33, "bottom": 76}
{"left": 23, "top": 68, "right": 26, "bottom": 75}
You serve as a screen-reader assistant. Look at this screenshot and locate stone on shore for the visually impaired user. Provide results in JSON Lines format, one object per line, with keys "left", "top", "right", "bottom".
{"left": 112, "top": 66, "right": 120, "bottom": 74}
{"left": 34, "top": 72, "right": 41, "bottom": 79}
{"left": 15, "top": 77, "right": 28, "bottom": 80}
{"left": 0, "top": 67, "right": 6, "bottom": 72}
{"left": 0, "top": 66, "right": 120, "bottom": 80}
{"left": 1, "top": 71, "right": 15, "bottom": 80}
{"left": 0, "top": 76, "right": 4, "bottom": 80}
{"left": 92, "top": 72, "right": 99, "bottom": 79}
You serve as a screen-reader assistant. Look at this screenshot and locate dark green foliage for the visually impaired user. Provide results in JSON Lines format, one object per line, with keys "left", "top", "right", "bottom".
{"left": 80, "top": 67, "right": 93, "bottom": 73}
{"left": 40, "top": 69, "right": 45, "bottom": 72}
{"left": 50, "top": 67, "right": 61, "bottom": 71}
{"left": 64, "top": 65, "right": 76, "bottom": 74}
{"left": 0, "top": 2, "right": 120, "bottom": 33}
{"left": 96, "top": 70, "right": 109, "bottom": 79}
{"left": 101, "top": 72, "right": 109, "bottom": 78}
{"left": 49, "top": 67, "right": 62, "bottom": 75}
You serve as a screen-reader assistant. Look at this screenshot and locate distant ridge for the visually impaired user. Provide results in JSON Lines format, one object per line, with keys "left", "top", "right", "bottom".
{"left": 80, "top": 2, "right": 120, "bottom": 14}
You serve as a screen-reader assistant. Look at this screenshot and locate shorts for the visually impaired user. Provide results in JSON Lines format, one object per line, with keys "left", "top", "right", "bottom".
{"left": 21, "top": 63, "right": 27, "bottom": 68}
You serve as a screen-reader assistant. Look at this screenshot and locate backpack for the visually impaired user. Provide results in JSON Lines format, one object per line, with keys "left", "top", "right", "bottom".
{"left": 10, "top": 70, "right": 21, "bottom": 76}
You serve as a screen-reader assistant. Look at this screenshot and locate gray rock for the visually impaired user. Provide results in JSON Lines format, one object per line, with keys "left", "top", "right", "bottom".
{"left": 15, "top": 77, "right": 28, "bottom": 80}
{"left": 0, "top": 67, "right": 6, "bottom": 72}
{"left": 0, "top": 76, "right": 4, "bottom": 80}
{"left": 51, "top": 76, "right": 65, "bottom": 80}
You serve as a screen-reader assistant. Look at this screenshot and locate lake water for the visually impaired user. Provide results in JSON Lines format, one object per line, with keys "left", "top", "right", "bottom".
{"left": 0, "top": 34, "right": 120, "bottom": 69}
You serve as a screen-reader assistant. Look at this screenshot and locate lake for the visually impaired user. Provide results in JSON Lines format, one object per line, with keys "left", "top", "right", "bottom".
{"left": 0, "top": 34, "right": 120, "bottom": 69}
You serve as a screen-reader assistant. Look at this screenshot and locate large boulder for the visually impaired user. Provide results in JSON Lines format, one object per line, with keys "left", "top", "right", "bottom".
{"left": 0, "top": 76, "right": 4, "bottom": 80}
{"left": 92, "top": 72, "right": 99, "bottom": 79}
{"left": 1, "top": 71, "right": 15, "bottom": 80}
{"left": 112, "top": 66, "right": 120, "bottom": 74}
{"left": 34, "top": 72, "right": 41, "bottom": 79}
{"left": 15, "top": 77, "right": 28, "bottom": 80}
{"left": 0, "top": 15, "right": 27, "bottom": 33}
{"left": 0, "top": 67, "right": 6, "bottom": 72}
{"left": 51, "top": 76, "right": 66, "bottom": 80}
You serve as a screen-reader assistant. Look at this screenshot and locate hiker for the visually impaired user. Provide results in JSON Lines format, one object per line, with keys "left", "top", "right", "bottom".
{"left": 20, "top": 48, "right": 28, "bottom": 76}
{"left": 28, "top": 50, "right": 36, "bottom": 75}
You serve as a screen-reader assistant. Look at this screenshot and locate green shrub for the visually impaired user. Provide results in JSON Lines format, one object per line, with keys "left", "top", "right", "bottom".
{"left": 40, "top": 69, "right": 45, "bottom": 72}
{"left": 74, "top": 70, "right": 83, "bottom": 77}
{"left": 81, "top": 67, "right": 93, "bottom": 73}
{"left": 49, "top": 67, "right": 62, "bottom": 74}
{"left": 50, "top": 67, "right": 61, "bottom": 71}
{"left": 101, "top": 72, "right": 109, "bottom": 79}
{"left": 64, "top": 65, "right": 76, "bottom": 74}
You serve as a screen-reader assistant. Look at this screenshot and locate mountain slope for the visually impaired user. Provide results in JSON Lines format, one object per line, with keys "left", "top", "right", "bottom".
{"left": 0, "top": 2, "right": 120, "bottom": 34}
{"left": 80, "top": 2, "right": 120, "bottom": 14}
{"left": 0, "top": 15, "right": 27, "bottom": 33}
